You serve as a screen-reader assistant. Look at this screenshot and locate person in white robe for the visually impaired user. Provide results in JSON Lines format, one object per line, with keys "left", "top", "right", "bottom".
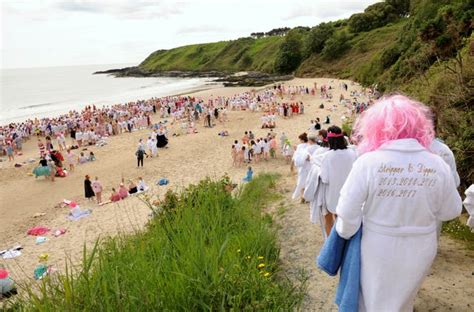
{"left": 304, "top": 130, "right": 330, "bottom": 237}
{"left": 146, "top": 137, "right": 155, "bottom": 157}
{"left": 293, "top": 133, "right": 319, "bottom": 200}
{"left": 464, "top": 185, "right": 474, "bottom": 229}
{"left": 335, "top": 95, "right": 462, "bottom": 311}
{"left": 430, "top": 138, "right": 460, "bottom": 187}
{"left": 430, "top": 138, "right": 460, "bottom": 238}
{"left": 429, "top": 112, "right": 460, "bottom": 187}
{"left": 292, "top": 133, "right": 309, "bottom": 199}
{"left": 319, "top": 126, "right": 357, "bottom": 235}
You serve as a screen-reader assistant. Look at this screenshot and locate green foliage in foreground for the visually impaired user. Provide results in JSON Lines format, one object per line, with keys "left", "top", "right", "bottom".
{"left": 442, "top": 218, "right": 474, "bottom": 250}
{"left": 9, "top": 174, "right": 306, "bottom": 311}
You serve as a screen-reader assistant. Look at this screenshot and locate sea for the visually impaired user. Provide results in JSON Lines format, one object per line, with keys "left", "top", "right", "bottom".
{"left": 0, "top": 64, "right": 217, "bottom": 125}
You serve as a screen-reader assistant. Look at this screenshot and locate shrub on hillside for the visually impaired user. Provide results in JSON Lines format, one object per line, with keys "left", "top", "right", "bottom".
{"left": 380, "top": 45, "right": 402, "bottom": 69}
{"left": 304, "top": 22, "right": 334, "bottom": 56}
{"left": 274, "top": 31, "right": 304, "bottom": 73}
{"left": 322, "top": 31, "right": 351, "bottom": 59}
{"left": 348, "top": 2, "right": 399, "bottom": 33}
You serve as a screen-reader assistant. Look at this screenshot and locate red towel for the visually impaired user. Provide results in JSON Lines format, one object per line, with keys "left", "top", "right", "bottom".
{"left": 27, "top": 226, "right": 50, "bottom": 236}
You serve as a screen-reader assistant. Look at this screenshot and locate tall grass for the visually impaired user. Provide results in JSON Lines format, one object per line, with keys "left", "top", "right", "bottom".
{"left": 8, "top": 174, "right": 305, "bottom": 311}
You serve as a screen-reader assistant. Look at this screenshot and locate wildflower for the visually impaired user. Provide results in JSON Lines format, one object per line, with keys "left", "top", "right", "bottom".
{"left": 264, "top": 272, "right": 271, "bottom": 277}
{"left": 246, "top": 256, "right": 251, "bottom": 260}
{"left": 237, "top": 249, "right": 241, "bottom": 253}
{"left": 257, "top": 263, "right": 265, "bottom": 269}
{"left": 257, "top": 256, "right": 264, "bottom": 260}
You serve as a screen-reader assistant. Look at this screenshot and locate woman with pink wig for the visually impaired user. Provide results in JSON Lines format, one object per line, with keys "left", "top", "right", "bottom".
{"left": 335, "top": 95, "right": 462, "bottom": 311}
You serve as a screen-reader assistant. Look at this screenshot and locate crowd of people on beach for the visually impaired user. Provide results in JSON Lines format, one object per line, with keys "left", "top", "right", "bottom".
{"left": 4, "top": 79, "right": 469, "bottom": 311}
{"left": 230, "top": 130, "right": 280, "bottom": 167}
{"left": 0, "top": 79, "right": 375, "bottom": 164}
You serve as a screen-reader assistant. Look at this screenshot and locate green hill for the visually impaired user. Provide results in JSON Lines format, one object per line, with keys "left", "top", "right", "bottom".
{"left": 140, "top": 36, "right": 284, "bottom": 73}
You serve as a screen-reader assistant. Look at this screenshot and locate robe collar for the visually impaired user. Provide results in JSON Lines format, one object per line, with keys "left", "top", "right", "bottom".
{"left": 379, "top": 138, "right": 427, "bottom": 152}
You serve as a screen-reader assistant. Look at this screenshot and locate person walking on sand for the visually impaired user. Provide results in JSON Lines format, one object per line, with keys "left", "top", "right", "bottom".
{"left": 136, "top": 147, "right": 146, "bottom": 168}
{"left": 92, "top": 177, "right": 103, "bottom": 204}
{"left": 6, "top": 143, "right": 14, "bottom": 162}
{"left": 319, "top": 126, "right": 356, "bottom": 235}
{"left": 37, "top": 138, "right": 46, "bottom": 157}
{"left": 334, "top": 95, "right": 462, "bottom": 311}
{"left": 65, "top": 148, "right": 77, "bottom": 172}
{"left": 146, "top": 136, "right": 155, "bottom": 158}
{"left": 47, "top": 158, "right": 56, "bottom": 182}
{"left": 292, "top": 133, "right": 309, "bottom": 198}
{"left": 84, "top": 175, "right": 95, "bottom": 201}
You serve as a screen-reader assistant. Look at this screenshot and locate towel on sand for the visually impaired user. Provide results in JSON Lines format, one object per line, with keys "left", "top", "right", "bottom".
{"left": 317, "top": 226, "right": 362, "bottom": 312}
{"left": 68, "top": 206, "right": 91, "bottom": 221}
{"left": 27, "top": 226, "right": 50, "bottom": 236}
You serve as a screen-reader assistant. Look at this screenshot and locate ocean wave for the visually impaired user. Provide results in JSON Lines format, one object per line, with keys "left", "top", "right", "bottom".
{"left": 19, "top": 101, "right": 62, "bottom": 110}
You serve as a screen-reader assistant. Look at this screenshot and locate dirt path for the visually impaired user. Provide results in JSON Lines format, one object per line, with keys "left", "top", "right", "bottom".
{"left": 273, "top": 175, "right": 474, "bottom": 311}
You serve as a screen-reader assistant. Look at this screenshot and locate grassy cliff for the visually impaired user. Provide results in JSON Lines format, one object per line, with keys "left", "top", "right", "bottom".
{"left": 140, "top": 36, "right": 284, "bottom": 73}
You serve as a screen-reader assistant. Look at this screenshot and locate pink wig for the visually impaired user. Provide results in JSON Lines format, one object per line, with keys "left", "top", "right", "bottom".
{"left": 352, "top": 94, "right": 434, "bottom": 154}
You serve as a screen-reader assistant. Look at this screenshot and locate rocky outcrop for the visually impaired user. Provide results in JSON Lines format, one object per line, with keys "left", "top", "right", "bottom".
{"left": 215, "top": 72, "right": 293, "bottom": 87}
{"left": 93, "top": 67, "right": 293, "bottom": 87}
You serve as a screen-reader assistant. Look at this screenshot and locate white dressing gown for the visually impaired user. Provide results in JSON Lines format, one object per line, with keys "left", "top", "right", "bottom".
{"left": 430, "top": 138, "right": 460, "bottom": 187}
{"left": 320, "top": 148, "right": 357, "bottom": 213}
{"left": 293, "top": 143, "right": 316, "bottom": 199}
{"left": 335, "top": 139, "right": 462, "bottom": 312}
{"left": 304, "top": 147, "right": 329, "bottom": 220}
{"left": 464, "top": 185, "right": 474, "bottom": 229}
{"left": 303, "top": 147, "right": 330, "bottom": 238}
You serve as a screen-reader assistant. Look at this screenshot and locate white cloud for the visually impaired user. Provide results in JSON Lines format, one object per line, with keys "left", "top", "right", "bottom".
{"left": 282, "top": 1, "right": 379, "bottom": 21}
{"left": 1, "top": 0, "right": 381, "bottom": 68}
{"left": 54, "top": 0, "right": 188, "bottom": 19}
{"left": 177, "top": 25, "right": 230, "bottom": 34}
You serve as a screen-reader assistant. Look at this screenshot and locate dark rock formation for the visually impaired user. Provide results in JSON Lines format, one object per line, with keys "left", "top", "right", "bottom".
{"left": 93, "top": 67, "right": 293, "bottom": 87}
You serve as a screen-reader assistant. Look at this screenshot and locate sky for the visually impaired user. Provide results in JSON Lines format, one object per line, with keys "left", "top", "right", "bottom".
{"left": 1, "top": 0, "right": 380, "bottom": 69}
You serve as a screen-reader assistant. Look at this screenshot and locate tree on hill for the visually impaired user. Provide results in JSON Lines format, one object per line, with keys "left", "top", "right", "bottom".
{"left": 265, "top": 27, "right": 291, "bottom": 37}
{"left": 322, "top": 31, "right": 351, "bottom": 59}
{"left": 274, "top": 30, "right": 304, "bottom": 73}
{"left": 386, "top": 0, "right": 410, "bottom": 16}
{"left": 304, "top": 22, "right": 334, "bottom": 56}
{"left": 250, "top": 32, "right": 265, "bottom": 39}
{"left": 348, "top": 1, "right": 400, "bottom": 33}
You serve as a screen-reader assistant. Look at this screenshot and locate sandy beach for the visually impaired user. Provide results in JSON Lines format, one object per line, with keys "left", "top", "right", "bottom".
{"left": 1, "top": 78, "right": 472, "bottom": 310}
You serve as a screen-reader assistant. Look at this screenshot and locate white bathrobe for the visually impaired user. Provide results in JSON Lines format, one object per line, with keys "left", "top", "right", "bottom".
{"left": 303, "top": 147, "right": 330, "bottom": 238}
{"left": 293, "top": 143, "right": 320, "bottom": 198}
{"left": 464, "top": 185, "right": 474, "bottom": 229}
{"left": 320, "top": 148, "right": 357, "bottom": 213}
{"left": 304, "top": 147, "right": 329, "bottom": 220}
{"left": 335, "top": 139, "right": 462, "bottom": 312}
{"left": 430, "top": 138, "right": 460, "bottom": 187}
{"left": 292, "top": 143, "right": 308, "bottom": 199}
